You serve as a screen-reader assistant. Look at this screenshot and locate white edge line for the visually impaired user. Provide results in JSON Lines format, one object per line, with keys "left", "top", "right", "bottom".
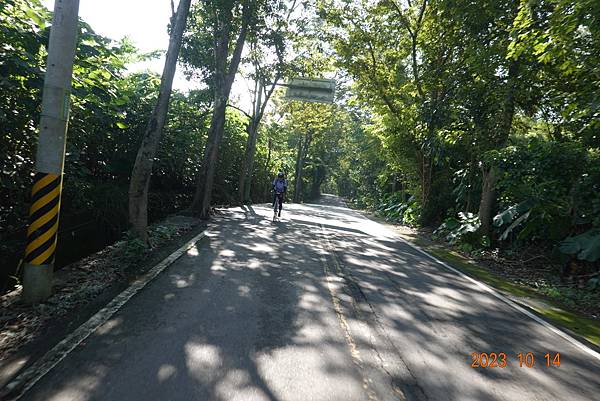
{"left": 4, "top": 229, "right": 210, "bottom": 400}
{"left": 391, "top": 232, "right": 600, "bottom": 362}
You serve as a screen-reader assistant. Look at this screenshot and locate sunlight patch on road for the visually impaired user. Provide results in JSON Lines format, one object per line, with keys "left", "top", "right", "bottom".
{"left": 47, "top": 365, "right": 108, "bottom": 401}
{"left": 157, "top": 364, "right": 177, "bottom": 383}
{"left": 185, "top": 342, "right": 222, "bottom": 380}
{"left": 211, "top": 260, "right": 227, "bottom": 272}
{"left": 380, "top": 304, "right": 414, "bottom": 321}
{"left": 219, "top": 249, "right": 236, "bottom": 257}
{"left": 297, "top": 291, "right": 330, "bottom": 316}
{"left": 256, "top": 345, "right": 370, "bottom": 401}
{"left": 237, "top": 285, "right": 251, "bottom": 297}
{"left": 172, "top": 273, "right": 196, "bottom": 288}
{"left": 95, "top": 317, "right": 123, "bottom": 336}
{"left": 248, "top": 258, "right": 261, "bottom": 268}
{"left": 187, "top": 244, "right": 199, "bottom": 256}
{"left": 215, "top": 370, "right": 266, "bottom": 401}
{"left": 248, "top": 243, "right": 275, "bottom": 253}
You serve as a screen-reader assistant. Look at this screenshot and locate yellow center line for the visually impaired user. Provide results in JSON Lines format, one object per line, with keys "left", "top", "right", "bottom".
{"left": 320, "top": 224, "right": 380, "bottom": 401}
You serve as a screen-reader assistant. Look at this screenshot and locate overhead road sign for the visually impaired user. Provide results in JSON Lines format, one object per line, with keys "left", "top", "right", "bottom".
{"left": 284, "top": 78, "right": 336, "bottom": 104}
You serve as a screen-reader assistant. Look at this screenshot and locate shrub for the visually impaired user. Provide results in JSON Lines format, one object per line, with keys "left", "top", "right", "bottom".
{"left": 434, "top": 212, "right": 487, "bottom": 249}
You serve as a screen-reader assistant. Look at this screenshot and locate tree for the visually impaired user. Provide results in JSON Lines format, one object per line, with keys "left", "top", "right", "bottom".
{"left": 236, "top": 0, "right": 304, "bottom": 203}
{"left": 318, "top": 0, "right": 437, "bottom": 216}
{"left": 274, "top": 100, "right": 338, "bottom": 202}
{"left": 237, "top": 43, "right": 282, "bottom": 203}
{"left": 187, "top": 0, "right": 256, "bottom": 218}
{"left": 128, "top": 0, "right": 192, "bottom": 241}
{"left": 431, "top": 0, "right": 524, "bottom": 235}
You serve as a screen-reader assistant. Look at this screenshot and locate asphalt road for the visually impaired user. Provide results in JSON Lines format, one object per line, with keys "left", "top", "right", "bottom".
{"left": 17, "top": 196, "right": 600, "bottom": 401}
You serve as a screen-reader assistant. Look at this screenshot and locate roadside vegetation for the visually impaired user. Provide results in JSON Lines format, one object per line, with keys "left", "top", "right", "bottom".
{"left": 318, "top": 0, "right": 600, "bottom": 317}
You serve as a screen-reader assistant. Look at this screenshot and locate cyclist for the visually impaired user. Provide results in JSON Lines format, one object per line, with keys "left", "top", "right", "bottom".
{"left": 272, "top": 172, "right": 287, "bottom": 219}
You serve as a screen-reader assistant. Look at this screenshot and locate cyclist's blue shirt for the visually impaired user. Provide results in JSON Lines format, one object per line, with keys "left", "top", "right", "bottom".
{"left": 273, "top": 178, "right": 287, "bottom": 193}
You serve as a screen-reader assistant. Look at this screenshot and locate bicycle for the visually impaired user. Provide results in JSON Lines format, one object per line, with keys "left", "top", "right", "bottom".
{"left": 273, "top": 192, "right": 284, "bottom": 221}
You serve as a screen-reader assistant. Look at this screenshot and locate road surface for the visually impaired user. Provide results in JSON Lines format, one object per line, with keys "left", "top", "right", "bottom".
{"left": 16, "top": 196, "right": 600, "bottom": 401}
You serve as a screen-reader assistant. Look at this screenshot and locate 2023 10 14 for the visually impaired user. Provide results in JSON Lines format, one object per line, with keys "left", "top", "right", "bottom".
{"left": 470, "top": 352, "right": 561, "bottom": 368}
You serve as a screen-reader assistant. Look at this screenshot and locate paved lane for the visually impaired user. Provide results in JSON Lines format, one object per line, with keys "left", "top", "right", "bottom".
{"left": 17, "top": 197, "right": 600, "bottom": 401}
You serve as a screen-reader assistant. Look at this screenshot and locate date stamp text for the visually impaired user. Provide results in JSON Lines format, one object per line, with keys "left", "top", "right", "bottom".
{"left": 470, "top": 352, "right": 561, "bottom": 368}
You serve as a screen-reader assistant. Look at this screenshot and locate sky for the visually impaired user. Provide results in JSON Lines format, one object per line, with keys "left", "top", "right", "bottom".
{"left": 41, "top": 0, "right": 252, "bottom": 109}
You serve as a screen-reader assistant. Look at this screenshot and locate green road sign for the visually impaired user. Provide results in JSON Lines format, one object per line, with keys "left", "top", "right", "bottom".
{"left": 284, "top": 78, "right": 335, "bottom": 104}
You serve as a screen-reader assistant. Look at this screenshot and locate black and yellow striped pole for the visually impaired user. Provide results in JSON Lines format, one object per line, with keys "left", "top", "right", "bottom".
{"left": 22, "top": 0, "right": 80, "bottom": 303}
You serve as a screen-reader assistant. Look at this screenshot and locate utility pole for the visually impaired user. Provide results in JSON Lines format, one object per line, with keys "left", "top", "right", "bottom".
{"left": 22, "top": 0, "right": 80, "bottom": 303}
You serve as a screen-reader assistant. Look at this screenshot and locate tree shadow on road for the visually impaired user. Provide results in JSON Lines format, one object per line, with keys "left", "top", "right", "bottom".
{"left": 17, "top": 200, "right": 600, "bottom": 401}
{"left": 20, "top": 206, "right": 370, "bottom": 401}
{"left": 304, "top": 207, "right": 600, "bottom": 401}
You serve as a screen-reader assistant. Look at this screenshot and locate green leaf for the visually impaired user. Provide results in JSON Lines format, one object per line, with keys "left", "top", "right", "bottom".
{"left": 493, "top": 200, "right": 534, "bottom": 227}
{"left": 559, "top": 230, "right": 600, "bottom": 262}
{"left": 533, "top": 41, "right": 551, "bottom": 55}
{"left": 116, "top": 122, "right": 128, "bottom": 129}
{"left": 24, "top": 6, "right": 45, "bottom": 29}
{"left": 500, "top": 210, "right": 531, "bottom": 241}
{"left": 81, "top": 38, "right": 98, "bottom": 47}
{"left": 494, "top": 205, "right": 518, "bottom": 227}
{"left": 580, "top": 241, "right": 600, "bottom": 262}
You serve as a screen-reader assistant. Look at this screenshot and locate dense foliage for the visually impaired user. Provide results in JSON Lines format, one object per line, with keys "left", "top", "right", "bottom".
{"left": 315, "top": 0, "right": 599, "bottom": 288}
{"left": 0, "top": 0, "right": 281, "bottom": 292}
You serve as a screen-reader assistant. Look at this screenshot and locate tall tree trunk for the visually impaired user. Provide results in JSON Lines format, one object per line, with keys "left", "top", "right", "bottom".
{"left": 190, "top": 0, "right": 252, "bottom": 218}
{"left": 263, "top": 137, "right": 272, "bottom": 201}
{"left": 192, "top": 95, "right": 228, "bottom": 216}
{"left": 478, "top": 166, "right": 497, "bottom": 235}
{"left": 310, "top": 165, "right": 325, "bottom": 199}
{"left": 416, "top": 148, "right": 432, "bottom": 217}
{"left": 478, "top": 60, "right": 519, "bottom": 235}
{"left": 422, "top": 157, "right": 432, "bottom": 212}
{"left": 128, "top": 0, "right": 192, "bottom": 241}
{"left": 293, "top": 131, "right": 312, "bottom": 203}
{"left": 238, "top": 76, "right": 279, "bottom": 203}
{"left": 293, "top": 138, "right": 303, "bottom": 203}
{"left": 238, "top": 82, "right": 262, "bottom": 203}
{"left": 238, "top": 120, "right": 257, "bottom": 203}
{"left": 243, "top": 123, "right": 259, "bottom": 202}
